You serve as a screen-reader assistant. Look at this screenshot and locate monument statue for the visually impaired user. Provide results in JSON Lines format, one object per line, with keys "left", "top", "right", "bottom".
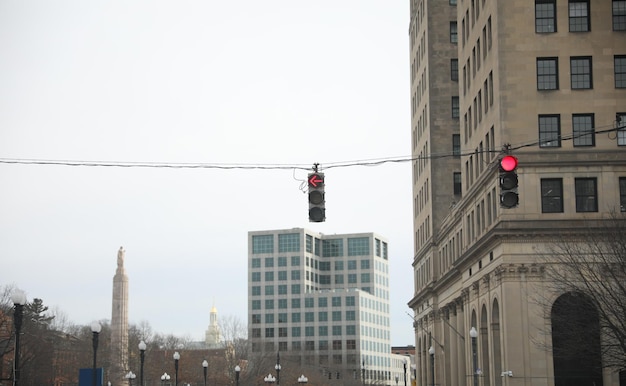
{"left": 117, "top": 247, "right": 125, "bottom": 267}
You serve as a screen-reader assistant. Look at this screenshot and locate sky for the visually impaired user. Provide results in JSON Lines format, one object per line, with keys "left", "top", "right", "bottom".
{"left": 0, "top": 1, "right": 414, "bottom": 345}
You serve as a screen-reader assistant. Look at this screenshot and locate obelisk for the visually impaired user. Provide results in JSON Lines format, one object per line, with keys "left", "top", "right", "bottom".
{"left": 111, "top": 247, "right": 129, "bottom": 384}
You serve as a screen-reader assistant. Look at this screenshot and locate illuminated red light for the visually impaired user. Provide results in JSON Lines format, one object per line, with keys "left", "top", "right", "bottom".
{"left": 500, "top": 155, "right": 518, "bottom": 172}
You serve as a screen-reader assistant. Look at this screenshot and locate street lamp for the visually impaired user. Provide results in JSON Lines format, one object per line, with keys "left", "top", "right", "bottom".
{"left": 125, "top": 371, "right": 136, "bottom": 386}
{"left": 470, "top": 327, "right": 478, "bottom": 386}
{"left": 202, "top": 360, "right": 208, "bottom": 386}
{"left": 428, "top": 346, "right": 435, "bottom": 386}
{"left": 263, "top": 374, "right": 276, "bottom": 384}
{"left": 173, "top": 352, "right": 180, "bottom": 386}
{"left": 161, "top": 373, "right": 170, "bottom": 386}
{"left": 11, "top": 290, "right": 26, "bottom": 386}
{"left": 403, "top": 359, "right": 407, "bottom": 386}
{"left": 297, "top": 375, "right": 308, "bottom": 384}
{"left": 91, "top": 321, "right": 102, "bottom": 386}
{"left": 274, "top": 352, "right": 281, "bottom": 386}
{"left": 234, "top": 365, "right": 241, "bottom": 386}
{"left": 138, "top": 341, "right": 146, "bottom": 386}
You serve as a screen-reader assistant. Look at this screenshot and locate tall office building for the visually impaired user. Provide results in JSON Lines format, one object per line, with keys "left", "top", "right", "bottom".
{"left": 408, "top": 0, "right": 625, "bottom": 385}
{"left": 248, "top": 228, "right": 405, "bottom": 384}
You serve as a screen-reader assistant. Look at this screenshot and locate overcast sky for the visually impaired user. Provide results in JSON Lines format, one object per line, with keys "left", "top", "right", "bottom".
{"left": 0, "top": 1, "right": 413, "bottom": 345}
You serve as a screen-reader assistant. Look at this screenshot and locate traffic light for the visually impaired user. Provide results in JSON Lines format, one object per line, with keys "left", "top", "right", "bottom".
{"left": 499, "top": 155, "right": 519, "bottom": 208}
{"left": 308, "top": 172, "right": 325, "bottom": 222}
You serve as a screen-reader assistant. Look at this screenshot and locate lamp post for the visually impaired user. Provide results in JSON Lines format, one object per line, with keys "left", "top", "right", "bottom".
{"left": 263, "top": 374, "right": 276, "bottom": 384}
{"left": 125, "top": 371, "right": 136, "bottom": 386}
{"left": 138, "top": 341, "right": 146, "bottom": 386}
{"left": 470, "top": 327, "right": 478, "bottom": 386}
{"left": 428, "top": 346, "right": 435, "bottom": 386}
{"left": 11, "top": 290, "right": 26, "bottom": 386}
{"left": 173, "top": 352, "right": 180, "bottom": 386}
{"left": 161, "top": 373, "right": 170, "bottom": 386}
{"left": 395, "top": 375, "right": 399, "bottom": 386}
{"left": 234, "top": 365, "right": 241, "bottom": 386}
{"left": 274, "top": 352, "right": 281, "bottom": 386}
{"left": 202, "top": 360, "right": 208, "bottom": 386}
{"left": 297, "top": 375, "right": 307, "bottom": 384}
{"left": 91, "top": 321, "right": 102, "bottom": 386}
{"left": 403, "top": 359, "right": 408, "bottom": 386}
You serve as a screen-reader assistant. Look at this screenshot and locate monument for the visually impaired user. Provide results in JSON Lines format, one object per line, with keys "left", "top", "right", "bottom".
{"left": 111, "top": 247, "right": 129, "bottom": 384}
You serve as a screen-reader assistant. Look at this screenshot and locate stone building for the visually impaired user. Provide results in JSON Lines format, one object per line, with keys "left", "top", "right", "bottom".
{"left": 407, "top": 0, "right": 625, "bottom": 386}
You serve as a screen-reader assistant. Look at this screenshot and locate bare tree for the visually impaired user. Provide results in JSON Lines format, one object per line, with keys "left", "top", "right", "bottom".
{"left": 540, "top": 214, "right": 626, "bottom": 372}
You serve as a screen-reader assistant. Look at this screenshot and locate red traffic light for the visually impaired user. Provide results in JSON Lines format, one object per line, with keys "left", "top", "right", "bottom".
{"left": 500, "top": 155, "right": 518, "bottom": 172}
{"left": 308, "top": 173, "right": 324, "bottom": 188}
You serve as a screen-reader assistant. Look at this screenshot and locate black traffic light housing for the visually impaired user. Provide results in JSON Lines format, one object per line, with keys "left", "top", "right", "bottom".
{"left": 308, "top": 172, "right": 325, "bottom": 222}
{"left": 499, "top": 155, "right": 519, "bottom": 208}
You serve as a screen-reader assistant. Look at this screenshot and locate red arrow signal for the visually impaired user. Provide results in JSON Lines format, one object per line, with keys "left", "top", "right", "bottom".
{"left": 308, "top": 173, "right": 324, "bottom": 188}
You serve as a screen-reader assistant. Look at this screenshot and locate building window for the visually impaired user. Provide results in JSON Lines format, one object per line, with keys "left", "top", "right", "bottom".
{"left": 569, "top": 0, "right": 590, "bottom": 31}
{"left": 265, "top": 300, "right": 274, "bottom": 309}
{"left": 252, "top": 328, "right": 261, "bottom": 338}
{"left": 305, "top": 327, "right": 314, "bottom": 337}
{"left": 573, "top": 114, "right": 595, "bottom": 147}
{"left": 348, "top": 273, "right": 357, "bottom": 283}
{"left": 251, "top": 272, "right": 261, "bottom": 282}
{"left": 265, "top": 285, "right": 274, "bottom": 295}
{"left": 322, "top": 239, "right": 343, "bottom": 257}
{"left": 292, "top": 312, "right": 301, "bottom": 323}
{"left": 451, "top": 59, "right": 459, "bottom": 81}
{"left": 252, "top": 286, "right": 261, "bottom": 296}
{"left": 251, "top": 258, "right": 261, "bottom": 268}
{"left": 347, "top": 237, "right": 370, "bottom": 256}
{"left": 450, "top": 22, "right": 458, "bottom": 43}
{"left": 616, "top": 55, "right": 626, "bottom": 88}
{"left": 619, "top": 177, "right": 626, "bottom": 212}
{"left": 332, "top": 296, "right": 342, "bottom": 307}
{"left": 265, "top": 314, "right": 274, "bottom": 324}
{"left": 252, "top": 300, "right": 261, "bottom": 310}
{"left": 454, "top": 172, "right": 462, "bottom": 195}
{"left": 536, "top": 0, "right": 557, "bottom": 33}
{"left": 618, "top": 113, "right": 626, "bottom": 145}
{"left": 252, "top": 235, "right": 273, "bottom": 254}
{"left": 332, "top": 311, "right": 342, "bottom": 321}
{"left": 252, "top": 314, "right": 261, "bottom": 324}
{"left": 615, "top": 0, "right": 626, "bottom": 30}
{"left": 571, "top": 57, "right": 592, "bottom": 89}
{"left": 319, "top": 326, "right": 328, "bottom": 336}
{"left": 452, "top": 96, "right": 460, "bottom": 118}
{"left": 278, "top": 299, "right": 287, "bottom": 309}
{"left": 278, "top": 233, "right": 300, "bottom": 252}
{"left": 305, "top": 312, "right": 315, "bottom": 322}
{"left": 453, "top": 134, "right": 461, "bottom": 156}
{"left": 537, "top": 57, "right": 559, "bottom": 90}
{"left": 541, "top": 179, "right": 564, "bottom": 213}
{"left": 278, "top": 284, "right": 288, "bottom": 294}
{"left": 539, "top": 114, "right": 561, "bottom": 147}
{"left": 575, "top": 178, "right": 598, "bottom": 212}
{"left": 346, "top": 310, "right": 356, "bottom": 321}
{"left": 346, "top": 296, "right": 355, "bottom": 306}
{"left": 265, "top": 328, "right": 274, "bottom": 338}
{"left": 319, "top": 311, "right": 328, "bottom": 321}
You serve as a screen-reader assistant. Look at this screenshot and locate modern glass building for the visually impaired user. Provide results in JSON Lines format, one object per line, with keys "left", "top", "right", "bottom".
{"left": 248, "top": 228, "right": 399, "bottom": 383}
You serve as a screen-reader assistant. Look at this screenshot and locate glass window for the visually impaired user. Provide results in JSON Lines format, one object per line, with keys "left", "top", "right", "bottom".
{"left": 620, "top": 177, "right": 626, "bottom": 212}
{"left": 450, "top": 22, "right": 458, "bottom": 43}
{"left": 335, "top": 274, "right": 344, "bottom": 284}
{"left": 453, "top": 134, "right": 461, "bottom": 156}
{"left": 573, "top": 114, "right": 595, "bottom": 146}
{"left": 252, "top": 235, "right": 273, "bottom": 254}
{"left": 265, "top": 300, "right": 274, "bottom": 309}
{"left": 252, "top": 328, "right": 261, "bottom": 338}
{"left": 291, "top": 270, "right": 300, "bottom": 280}
{"left": 306, "top": 234, "right": 313, "bottom": 253}
{"left": 278, "top": 299, "right": 287, "bottom": 309}
{"left": 319, "top": 326, "right": 328, "bottom": 336}
{"left": 291, "top": 299, "right": 301, "bottom": 308}
{"left": 332, "top": 311, "right": 342, "bottom": 321}
{"left": 319, "top": 340, "right": 329, "bottom": 351}
{"left": 265, "top": 272, "right": 274, "bottom": 281}
{"left": 279, "top": 328, "right": 288, "bottom": 338}
{"left": 616, "top": 56, "right": 626, "bottom": 88}
{"left": 537, "top": 57, "right": 559, "bottom": 90}
{"left": 292, "top": 312, "right": 301, "bottom": 323}
{"left": 278, "top": 285, "right": 287, "bottom": 295}
{"left": 322, "top": 239, "right": 343, "bottom": 257}
{"left": 454, "top": 172, "right": 462, "bottom": 195}
{"left": 304, "top": 298, "right": 314, "bottom": 308}
{"left": 319, "top": 311, "right": 328, "bottom": 321}
{"left": 575, "top": 178, "right": 598, "bottom": 212}
{"left": 348, "top": 273, "right": 357, "bottom": 284}
{"left": 451, "top": 59, "right": 459, "bottom": 81}
{"left": 265, "top": 328, "right": 274, "bottom": 338}
{"left": 251, "top": 272, "right": 261, "bottom": 282}
{"left": 536, "top": 0, "right": 557, "bottom": 32}
{"left": 539, "top": 115, "right": 561, "bottom": 147}
{"left": 291, "top": 284, "right": 301, "bottom": 294}
{"left": 265, "top": 314, "right": 274, "bottom": 323}
{"left": 277, "top": 256, "right": 287, "bottom": 267}
{"left": 278, "top": 233, "right": 300, "bottom": 253}
{"left": 252, "top": 300, "right": 261, "bottom": 310}
{"left": 291, "top": 255, "right": 300, "bottom": 266}
{"left": 252, "top": 314, "right": 261, "bottom": 324}
{"left": 251, "top": 258, "right": 261, "bottom": 268}
{"left": 278, "top": 313, "right": 287, "bottom": 323}
{"left": 264, "top": 257, "right": 274, "bottom": 267}
{"left": 319, "top": 297, "right": 328, "bottom": 307}
{"left": 332, "top": 296, "right": 342, "bottom": 307}
{"left": 305, "top": 312, "right": 315, "bottom": 322}
{"left": 614, "top": 0, "right": 626, "bottom": 30}
{"left": 360, "top": 260, "right": 370, "bottom": 269}
{"left": 348, "top": 260, "right": 357, "bottom": 270}
{"left": 348, "top": 237, "right": 370, "bottom": 256}
{"left": 618, "top": 113, "right": 626, "bottom": 145}
{"left": 569, "top": 0, "right": 590, "bottom": 31}
{"left": 305, "top": 327, "right": 314, "bottom": 337}
{"left": 265, "top": 285, "right": 274, "bottom": 295}
{"left": 541, "top": 179, "right": 564, "bottom": 213}
{"left": 346, "top": 325, "right": 356, "bottom": 335}
{"left": 333, "top": 326, "right": 343, "bottom": 336}
{"left": 292, "top": 326, "right": 301, "bottom": 337}
{"left": 251, "top": 286, "right": 261, "bottom": 296}
{"left": 334, "top": 260, "right": 344, "bottom": 270}
{"left": 571, "top": 57, "right": 592, "bottom": 89}
{"left": 361, "top": 273, "right": 371, "bottom": 283}
{"left": 452, "top": 96, "right": 460, "bottom": 118}
{"left": 278, "top": 271, "right": 287, "bottom": 281}
{"left": 346, "top": 296, "right": 356, "bottom": 306}
{"left": 346, "top": 310, "right": 356, "bottom": 321}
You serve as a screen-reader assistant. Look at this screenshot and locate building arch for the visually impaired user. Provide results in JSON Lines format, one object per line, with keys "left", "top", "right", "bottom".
{"left": 551, "top": 292, "right": 603, "bottom": 386}
{"left": 491, "top": 298, "right": 502, "bottom": 386}
{"left": 480, "top": 304, "right": 491, "bottom": 386}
